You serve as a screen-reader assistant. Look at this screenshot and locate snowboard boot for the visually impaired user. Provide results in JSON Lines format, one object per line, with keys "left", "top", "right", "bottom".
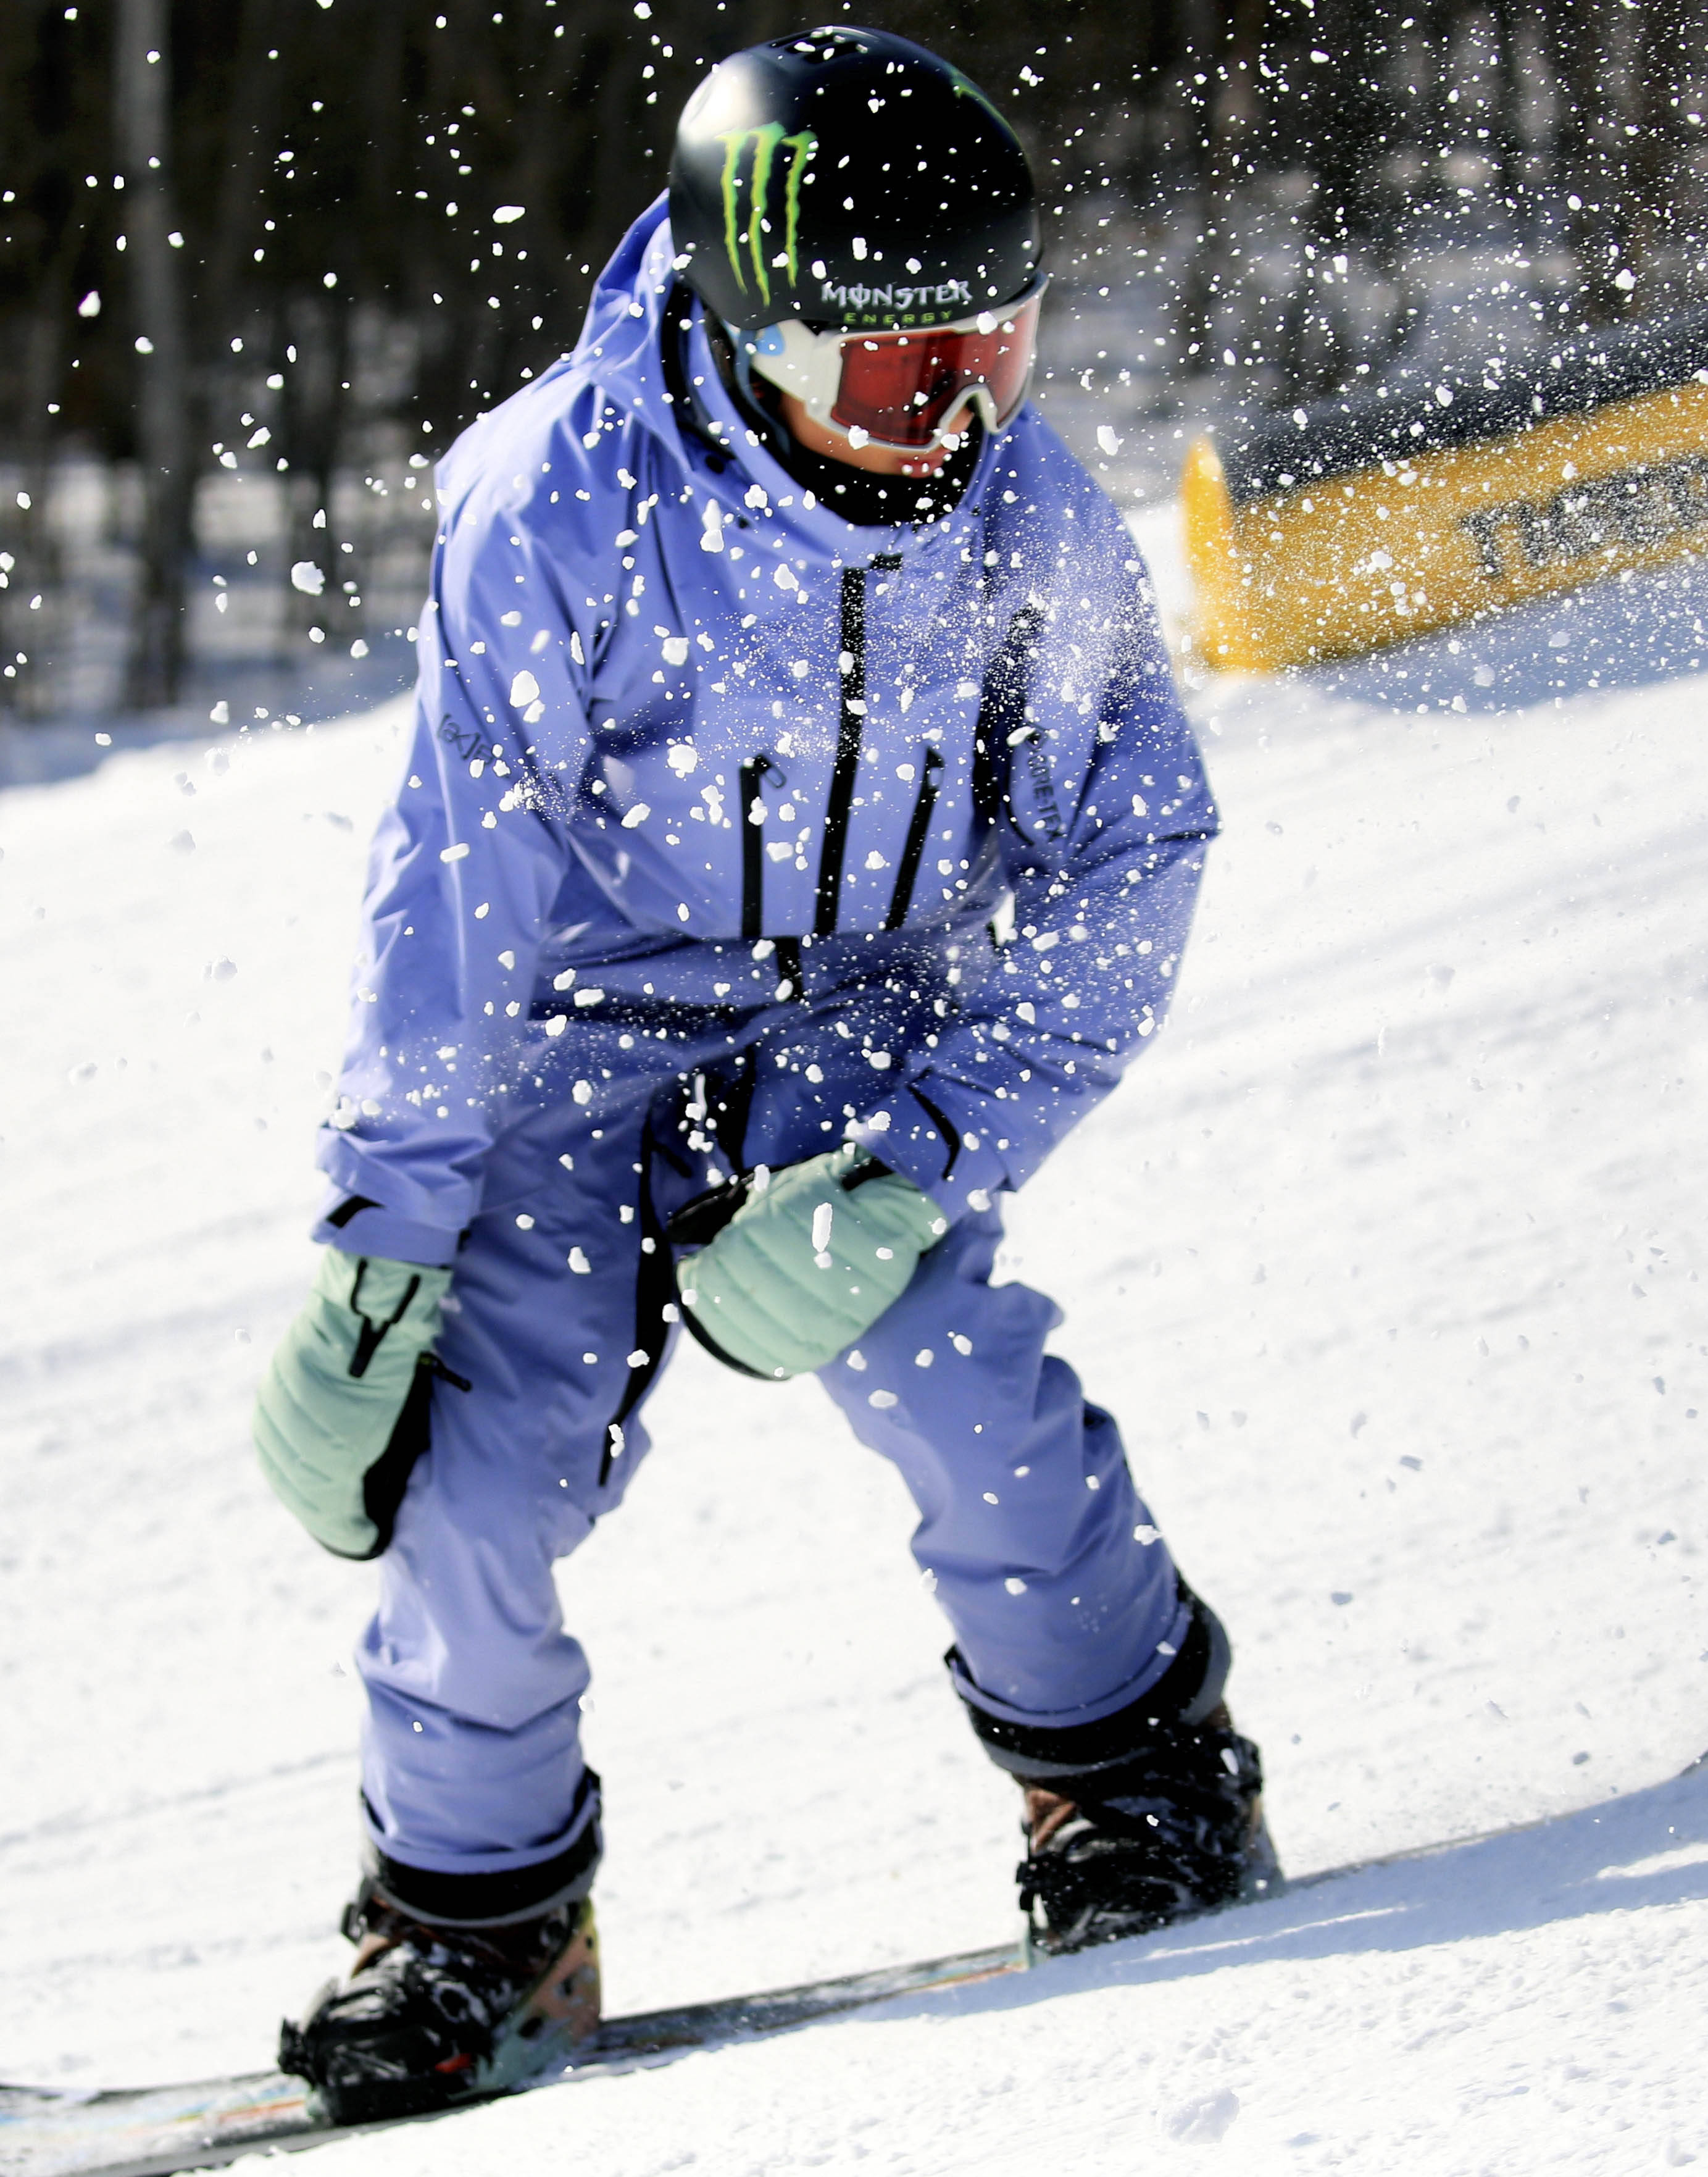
{"left": 1014, "top": 1702, "right": 1278, "bottom": 1954}
{"left": 954, "top": 1586, "right": 1281, "bottom": 1955}
{"left": 278, "top": 1852, "right": 601, "bottom": 2125}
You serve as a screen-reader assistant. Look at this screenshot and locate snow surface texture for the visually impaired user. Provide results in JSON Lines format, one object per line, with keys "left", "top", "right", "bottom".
{"left": 1, "top": 531, "right": 1704, "bottom": 2172}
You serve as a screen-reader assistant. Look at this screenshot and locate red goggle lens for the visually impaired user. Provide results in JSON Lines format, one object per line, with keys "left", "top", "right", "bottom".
{"left": 829, "top": 295, "right": 1041, "bottom": 448}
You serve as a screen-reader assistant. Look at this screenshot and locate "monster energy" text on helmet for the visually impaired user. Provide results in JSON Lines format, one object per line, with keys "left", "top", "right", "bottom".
{"left": 669, "top": 26, "right": 1040, "bottom": 335}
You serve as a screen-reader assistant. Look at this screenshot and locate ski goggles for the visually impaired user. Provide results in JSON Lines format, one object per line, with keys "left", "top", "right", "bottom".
{"left": 739, "top": 279, "right": 1047, "bottom": 452}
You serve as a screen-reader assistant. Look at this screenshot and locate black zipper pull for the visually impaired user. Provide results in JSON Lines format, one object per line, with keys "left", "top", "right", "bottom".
{"left": 420, "top": 1352, "right": 472, "bottom": 1393}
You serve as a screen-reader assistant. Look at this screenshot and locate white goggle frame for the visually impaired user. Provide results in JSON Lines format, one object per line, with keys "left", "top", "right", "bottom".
{"left": 733, "top": 276, "right": 1048, "bottom": 454}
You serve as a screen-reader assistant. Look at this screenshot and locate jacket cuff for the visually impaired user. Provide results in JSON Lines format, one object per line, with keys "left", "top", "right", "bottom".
{"left": 310, "top": 1190, "right": 462, "bottom": 1269}
{"left": 846, "top": 1080, "right": 1010, "bottom": 1224}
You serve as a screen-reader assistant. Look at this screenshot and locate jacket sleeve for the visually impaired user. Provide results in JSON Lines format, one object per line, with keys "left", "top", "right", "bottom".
{"left": 850, "top": 524, "right": 1217, "bottom": 1221}
{"left": 311, "top": 477, "right": 593, "bottom": 1265}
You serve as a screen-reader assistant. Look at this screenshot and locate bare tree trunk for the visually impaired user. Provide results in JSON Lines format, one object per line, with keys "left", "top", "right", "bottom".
{"left": 1178, "top": 0, "right": 1267, "bottom": 382}
{"left": 114, "top": 0, "right": 195, "bottom": 709}
{"left": 0, "top": 279, "right": 70, "bottom": 719}
{"left": 1627, "top": 0, "right": 1686, "bottom": 312}
{"left": 1548, "top": 4, "right": 1625, "bottom": 326}
{"left": 279, "top": 293, "right": 351, "bottom": 642}
{"left": 1278, "top": 0, "right": 1397, "bottom": 401}
{"left": 1486, "top": 0, "right": 1527, "bottom": 224}
{"left": 204, "top": 0, "right": 279, "bottom": 349}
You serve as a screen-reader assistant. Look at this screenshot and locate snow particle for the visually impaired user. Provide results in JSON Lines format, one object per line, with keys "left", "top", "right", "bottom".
{"left": 1162, "top": 2089, "right": 1239, "bottom": 2145}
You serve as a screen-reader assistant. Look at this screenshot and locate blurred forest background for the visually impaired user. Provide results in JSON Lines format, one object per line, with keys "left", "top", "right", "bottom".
{"left": 0, "top": 0, "right": 1704, "bottom": 725}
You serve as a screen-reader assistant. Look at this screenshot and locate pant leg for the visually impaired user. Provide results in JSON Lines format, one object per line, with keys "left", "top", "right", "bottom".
{"left": 348, "top": 966, "right": 904, "bottom": 1886}
{"left": 814, "top": 1205, "right": 1189, "bottom": 1729}
{"left": 357, "top": 1080, "right": 675, "bottom": 1879}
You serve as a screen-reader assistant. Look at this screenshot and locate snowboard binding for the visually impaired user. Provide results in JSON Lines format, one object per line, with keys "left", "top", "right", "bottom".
{"left": 278, "top": 1879, "right": 601, "bottom": 2126}
{"left": 1015, "top": 1708, "right": 1280, "bottom": 1956}
{"left": 954, "top": 1586, "right": 1282, "bottom": 1955}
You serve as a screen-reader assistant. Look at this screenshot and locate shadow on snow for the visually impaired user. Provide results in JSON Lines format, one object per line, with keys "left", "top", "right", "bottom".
{"left": 866, "top": 1760, "right": 1708, "bottom": 2031}
{"left": 1311, "top": 551, "right": 1708, "bottom": 718}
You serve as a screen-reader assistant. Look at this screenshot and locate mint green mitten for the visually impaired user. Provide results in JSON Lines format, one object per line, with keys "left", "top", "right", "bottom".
{"left": 254, "top": 1247, "right": 455, "bottom": 1560}
{"left": 675, "top": 1147, "right": 948, "bottom": 1381}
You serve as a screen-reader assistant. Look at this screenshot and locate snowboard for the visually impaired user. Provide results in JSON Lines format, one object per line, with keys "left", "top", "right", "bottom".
{"left": 0, "top": 1939, "right": 1029, "bottom": 2177}
{"left": 6, "top": 1761, "right": 1702, "bottom": 2177}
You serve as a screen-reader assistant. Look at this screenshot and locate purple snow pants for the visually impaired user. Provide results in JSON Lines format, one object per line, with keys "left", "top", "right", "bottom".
{"left": 356, "top": 968, "right": 1186, "bottom": 1882}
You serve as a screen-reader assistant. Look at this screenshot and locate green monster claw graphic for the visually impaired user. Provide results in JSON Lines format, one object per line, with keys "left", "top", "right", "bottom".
{"left": 780, "top": 129, "right": 814, "bottom": 293}
{"left": 717, "top": 126, "right": 816, "bottom": 305}
{"left": 948, "top": 69, "right": 1007, "bottom": 129}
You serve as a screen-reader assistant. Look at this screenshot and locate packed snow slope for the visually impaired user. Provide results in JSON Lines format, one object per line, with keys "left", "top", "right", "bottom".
{"left": 1, "top": 537, "right": 1704, "bottom": 2173}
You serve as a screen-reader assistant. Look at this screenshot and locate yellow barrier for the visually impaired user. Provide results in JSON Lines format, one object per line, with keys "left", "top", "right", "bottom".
{"left": 1183, "top": 314, "right": 1708, "bottom": 672}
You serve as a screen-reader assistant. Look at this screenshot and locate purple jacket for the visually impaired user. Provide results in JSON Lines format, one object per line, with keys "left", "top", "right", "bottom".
{"left": 315, "top": 198, "right": 1217, "bottom": 1266}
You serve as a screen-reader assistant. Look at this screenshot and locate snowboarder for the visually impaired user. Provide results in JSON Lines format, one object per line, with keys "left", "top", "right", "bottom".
{"left": 257, "top": 26, "right": 1273, "bottom": 2124}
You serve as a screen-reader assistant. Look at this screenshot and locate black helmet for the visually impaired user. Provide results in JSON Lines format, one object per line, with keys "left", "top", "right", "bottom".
{"left": 668, "top": 26, "right": 1040, "bottom": 335}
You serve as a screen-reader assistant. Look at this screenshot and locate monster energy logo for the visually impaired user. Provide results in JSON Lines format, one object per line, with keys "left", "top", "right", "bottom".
{"left": 718, "top": 125, "right": 815, "bottom": 306}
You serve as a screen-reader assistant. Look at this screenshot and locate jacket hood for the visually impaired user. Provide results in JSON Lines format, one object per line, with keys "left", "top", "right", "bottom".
{"left": 569, "top": 193, "right": 999, "bottom": 565}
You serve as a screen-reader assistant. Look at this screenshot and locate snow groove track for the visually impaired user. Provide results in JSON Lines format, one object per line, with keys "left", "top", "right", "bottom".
{"left": 6, "top": 1760, "right": 1706, "bottom": 2177}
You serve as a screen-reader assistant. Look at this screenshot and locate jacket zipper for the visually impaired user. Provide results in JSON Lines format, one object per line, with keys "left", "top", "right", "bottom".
{"left": 815, "top": 554, "right": 901, "bottom": 936}
{"left": 883, "top": 744, "right": 944, "bottom": 930}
